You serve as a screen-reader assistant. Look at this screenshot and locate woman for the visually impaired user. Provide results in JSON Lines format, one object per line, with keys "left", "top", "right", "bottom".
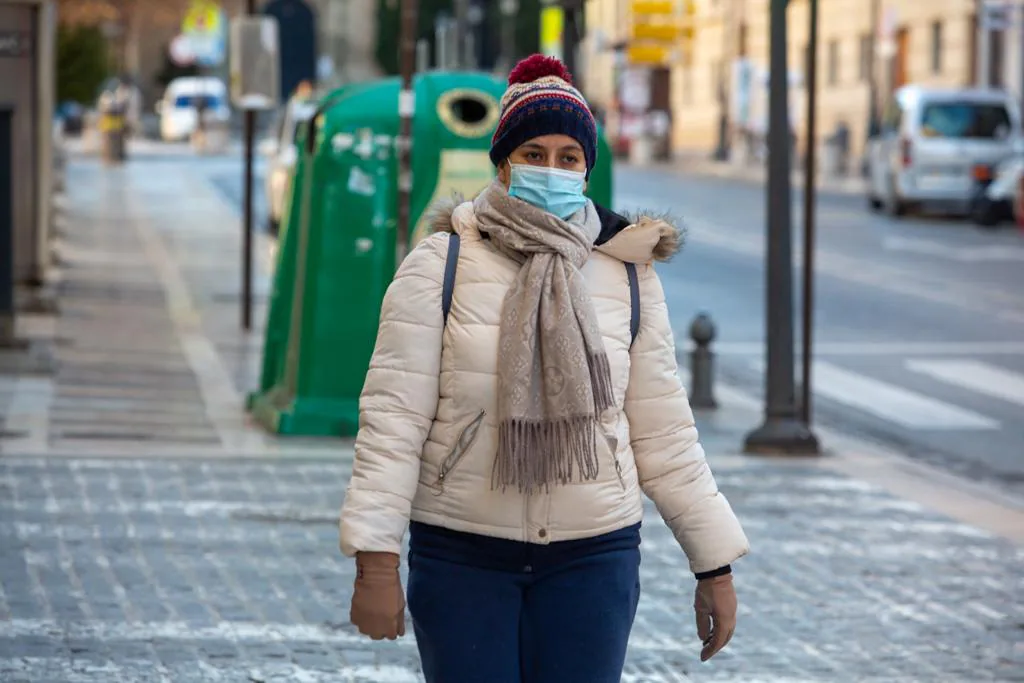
{"left": 339, "top": 55, "right": 749, "bottom": 682}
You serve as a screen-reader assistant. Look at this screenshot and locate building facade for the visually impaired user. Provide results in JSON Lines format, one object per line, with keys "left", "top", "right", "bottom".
{"left": 585, "top": 0, "right": 984, "bottom": 163}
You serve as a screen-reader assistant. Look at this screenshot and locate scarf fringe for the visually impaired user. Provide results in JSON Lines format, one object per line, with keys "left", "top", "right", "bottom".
{"left": 493, "top": 416, "right": 602, "bottom": 495}
{"left": 588, "top": 352, "right": 615, "bottom": 414}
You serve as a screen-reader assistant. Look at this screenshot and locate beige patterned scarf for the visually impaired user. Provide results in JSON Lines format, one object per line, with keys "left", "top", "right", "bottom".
{"left": 473, "top": 180, "right": 614, "bottom": 494}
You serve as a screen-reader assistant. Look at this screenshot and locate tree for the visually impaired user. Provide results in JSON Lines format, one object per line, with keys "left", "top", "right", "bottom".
{"left": 56, "top": 0, "right": 195, "bottom": 74}
{"left": 56, "top": 23, "right": 111, "bottom": 104}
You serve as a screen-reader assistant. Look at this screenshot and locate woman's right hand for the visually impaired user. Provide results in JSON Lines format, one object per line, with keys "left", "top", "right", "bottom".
{"left": 350, "top": 551, "right": 406, "bottom": 640}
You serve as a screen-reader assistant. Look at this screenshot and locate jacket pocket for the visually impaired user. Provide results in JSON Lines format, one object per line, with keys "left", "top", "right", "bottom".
{"left": 601, "top": 428, "right": 626, "bottom": 491}
{"left": 433, "top": 409, "right": 486, "bottom": 496}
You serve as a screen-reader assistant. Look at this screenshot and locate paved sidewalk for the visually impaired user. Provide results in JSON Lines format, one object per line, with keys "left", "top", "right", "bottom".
{"left": 1, "top": 151, "right": 1022, "bottom": 681}
{"left": 1, "top": 148, "right": 330, "bottom": 459}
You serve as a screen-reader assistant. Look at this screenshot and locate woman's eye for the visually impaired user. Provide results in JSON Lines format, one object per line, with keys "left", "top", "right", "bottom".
{"left": 525, "top": 152, "right": 543, "bottom": 161}
{"left": 562, "top": 155, "right": 579, "bottom": 165}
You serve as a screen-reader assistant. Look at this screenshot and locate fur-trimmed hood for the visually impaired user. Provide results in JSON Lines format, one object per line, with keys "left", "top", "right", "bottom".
{"left": 424, "top": 197, "right": 684, "bottom": 265}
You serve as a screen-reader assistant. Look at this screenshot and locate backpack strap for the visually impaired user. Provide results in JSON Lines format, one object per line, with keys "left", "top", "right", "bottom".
{"left": 625, "top": 262, "right": 640, "bottom": 348}
{"left": 442, "top": 233, "right": 461, "bottom": 325}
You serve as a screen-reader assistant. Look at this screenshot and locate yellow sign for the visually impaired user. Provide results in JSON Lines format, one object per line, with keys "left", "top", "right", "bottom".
{"left": 631, "top": 22, "right": 682, "bottom": 42}
{"left": 539, "top": 6, "right": 564, "bottom": 60}
{"left": 182, "top": 0, "right": 222, "bottom": 36}
{"left": 631, "top": 0, "right": 673, "bottom": 14}
{"left": 627, "top": 45, "right": 671, "bottom": 65}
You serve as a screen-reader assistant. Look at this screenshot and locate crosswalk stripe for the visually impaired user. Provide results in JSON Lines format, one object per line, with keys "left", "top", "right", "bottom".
{"left": 906, "top": 359, "right": 1024, "bottom": 408}
{"left": 807, "top": 361, "right": 1000, "bottom": 430}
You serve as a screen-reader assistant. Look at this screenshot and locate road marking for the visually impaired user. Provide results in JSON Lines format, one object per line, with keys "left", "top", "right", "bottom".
{"left": 906, "top": 359, "right": 1024, "bottom": 408}
{"left": 684, "top": 340, "right": 1024, "bottom": 356}
{"left": 801, "top": 361, "right": 1000, "bottom": 430}
{"left": 883, "top": 236, "right": 1024, "bottom": 262}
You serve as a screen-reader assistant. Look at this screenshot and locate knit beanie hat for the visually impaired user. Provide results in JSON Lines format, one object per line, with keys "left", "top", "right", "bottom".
{"left": 489, "top": 54, "right": 598, "bottom": 178}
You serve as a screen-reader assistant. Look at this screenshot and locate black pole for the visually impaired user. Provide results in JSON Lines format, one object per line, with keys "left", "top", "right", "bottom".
{"left": 866, "top": 0, "right": 880, "bottom": 139}
{"left": 743, "top": 0, "right": 819, "bottom": 455}
{"left": 241, "top": 0, "right": 257, "bottom": 330}
{"left": 800, "top": 0, "right": 819, "bottom": 426}
{"left": 396, "top": 0, "right": 419, "bottom": 267}
{"left": 499, "top": 0, "right": 519, "bottom": 73}
{"left": 0, "top": 109, "right": 14, "bottom": 345}
{"left": 562, "top": 0, "right": 582, "bottom": 79}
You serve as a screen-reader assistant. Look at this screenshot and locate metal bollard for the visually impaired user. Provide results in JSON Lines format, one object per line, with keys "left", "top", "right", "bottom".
{"left": 689, "top": 313, "right": 718, "bottom": 409}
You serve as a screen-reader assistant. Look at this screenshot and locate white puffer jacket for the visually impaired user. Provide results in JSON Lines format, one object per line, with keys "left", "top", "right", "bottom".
{"left": 339, "top": 201, "right": 749, "bottom": 574}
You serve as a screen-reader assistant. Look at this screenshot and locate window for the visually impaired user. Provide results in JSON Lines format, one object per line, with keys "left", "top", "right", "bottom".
{"left": 828, "top": 40, "right": 840, "bottom": 85}
{"left": 920, "top": 102, "right": 1011, "bottom": 139}
{"left": 931, "top": 21, "right": 943, "bottom": 73}
{"left": 173, "top": 94, "right": 221, "bottom": 109}
{"left": 859, "top": 34, "right": 872, "bottom": 81}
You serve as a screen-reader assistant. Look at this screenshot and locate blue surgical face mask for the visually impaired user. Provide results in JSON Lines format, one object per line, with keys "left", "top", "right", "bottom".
{"left": 507, "top": 164, "right": 588, "bottom": 220}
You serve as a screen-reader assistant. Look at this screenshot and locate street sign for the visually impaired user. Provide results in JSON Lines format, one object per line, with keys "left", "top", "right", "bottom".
{"left": 229, "top": 17, "right": 280, "bottom": 110}
{"left": 628, "top": 0, "right": 694, "bottom": 66}
{"left": 627, "top": 44, "right": 671, "bottom": 65}
{"left": 631, "top": 0, "right": 673, "bottom": 13}
{"left": 0, "top": 31, "right": 30, "bottom": 58}
{"left": 631, "top": 22, "right": 680, "bottom": 42}
{"left": 182, "top": 0, "right": 226, "bottom": 67}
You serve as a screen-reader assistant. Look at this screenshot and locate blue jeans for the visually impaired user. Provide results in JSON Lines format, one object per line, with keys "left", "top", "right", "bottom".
{"left": 407, "top": 521, "right": 642, "bottom": 683}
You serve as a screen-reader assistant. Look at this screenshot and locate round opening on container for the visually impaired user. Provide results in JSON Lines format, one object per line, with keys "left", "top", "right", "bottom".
{"left": 437, "top": 89, "right": 500, "bottom": 138}
{"left": 450, "top": 97, "right": 489, "bottom": 124}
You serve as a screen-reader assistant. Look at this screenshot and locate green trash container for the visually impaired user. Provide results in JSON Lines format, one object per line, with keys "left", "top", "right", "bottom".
{"left": 248, "top": 72, "right": 615, "bottom": 437}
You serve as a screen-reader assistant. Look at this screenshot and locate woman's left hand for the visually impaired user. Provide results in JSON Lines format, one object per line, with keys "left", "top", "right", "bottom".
{"left": 694, "top": 574, "right": 737, "bottom": 661}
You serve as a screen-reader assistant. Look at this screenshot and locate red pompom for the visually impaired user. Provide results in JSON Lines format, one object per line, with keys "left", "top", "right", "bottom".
{"left": 508, "top": 54, "right": 574, "bottom": 86}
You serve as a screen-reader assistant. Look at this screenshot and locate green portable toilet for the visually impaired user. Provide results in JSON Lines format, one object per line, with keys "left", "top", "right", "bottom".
{"left": 248, "top": 71, "right": 614, "bottom": 437}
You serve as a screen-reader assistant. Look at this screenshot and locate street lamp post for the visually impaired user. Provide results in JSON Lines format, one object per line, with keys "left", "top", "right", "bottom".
{"left": 743, "top": 0, "right": 820, "bottom": 455}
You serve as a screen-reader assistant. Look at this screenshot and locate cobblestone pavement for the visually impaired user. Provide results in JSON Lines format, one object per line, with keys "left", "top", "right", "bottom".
{"left": 1, "top": 454, "right": 1022, "bottom": 682}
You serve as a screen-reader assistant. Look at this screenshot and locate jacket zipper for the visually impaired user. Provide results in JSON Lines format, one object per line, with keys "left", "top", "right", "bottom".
{"left": 434, "top": 409, "right": 486, "bottom": 495}
{"left": 614, "top": 457, "right": 626, "bottom": 490}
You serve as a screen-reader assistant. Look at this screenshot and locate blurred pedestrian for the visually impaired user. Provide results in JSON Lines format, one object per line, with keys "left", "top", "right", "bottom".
{"left": 339, "top": 54, "right": 749, "bottom": 683}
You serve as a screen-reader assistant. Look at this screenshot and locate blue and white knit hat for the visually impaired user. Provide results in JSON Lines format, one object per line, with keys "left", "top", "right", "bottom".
{"left": 489, "top": 54, "right": 598, "bottom": 178}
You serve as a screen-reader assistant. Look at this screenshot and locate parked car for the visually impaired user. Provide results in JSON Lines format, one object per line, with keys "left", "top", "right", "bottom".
{"left": 866, "top": 85, "right": 1021, "bottom": 217}
{"left": 968, "top": 155, "right": 1023, "bottom": 227}
{"left": 157, "top": 77, "right": 231, "bottom": 142}
{"left": 259, "top": 97, "right": 318, "bottom": 235}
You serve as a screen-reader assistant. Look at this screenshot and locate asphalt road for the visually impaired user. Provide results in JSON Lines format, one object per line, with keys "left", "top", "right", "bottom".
{"left": 615, "top": 165, "right": 1024, "bottom": 499}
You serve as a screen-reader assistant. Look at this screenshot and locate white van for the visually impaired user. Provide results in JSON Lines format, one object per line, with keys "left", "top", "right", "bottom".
{"left": 866, "top": 85, "right": 1021, "bottom": 216}
{"left": 157, "top": 77, "right": 231, "bottom": 142}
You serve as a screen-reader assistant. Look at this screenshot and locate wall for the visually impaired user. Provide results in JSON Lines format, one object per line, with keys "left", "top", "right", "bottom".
{"left": 587, "top": 0, "right": 980, "bottom": 163}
